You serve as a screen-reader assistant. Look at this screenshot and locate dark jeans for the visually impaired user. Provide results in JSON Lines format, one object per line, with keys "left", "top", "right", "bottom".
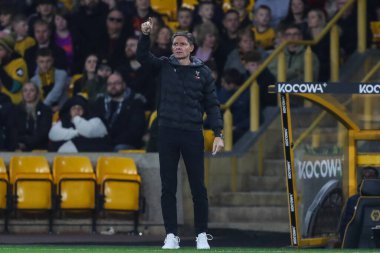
{"left": 158, "top": 126, "right": 208, "bottom": 235}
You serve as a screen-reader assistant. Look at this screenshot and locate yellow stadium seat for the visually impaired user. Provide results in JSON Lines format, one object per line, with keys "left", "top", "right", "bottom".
{"left": 53, "top": 156, "right": 97, "bottom": 232}
{"left": 182, "top": 0, "right": 198, "bottom": 9}
{"left": 9, "top": 156, "right": 53, "bottom": 232}
{"left": 203, "top": 129, "right": 215, "bottom": 152}
{"left": 151, "top": 0, "right": 177, "bottom": 20}
{"left": 68, "top": 74, "right": 82, "bottom": 97}
{"left": 118, "top": 150, "right": 146, "bottom": 154}
{"left": 96, "top": 156, "right": 142, "bottom": 233}
{"left": 0, "top": 159, "right": 9, "bottom": 232}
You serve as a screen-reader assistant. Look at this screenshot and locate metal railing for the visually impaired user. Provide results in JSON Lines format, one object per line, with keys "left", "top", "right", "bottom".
{"left": 221, "top": 0, "right": 367, "bottom": 151}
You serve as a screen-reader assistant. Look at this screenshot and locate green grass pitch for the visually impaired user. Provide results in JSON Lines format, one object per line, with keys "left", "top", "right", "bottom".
{"left": 0, "top": 246, "right": 378, "bottom": 253}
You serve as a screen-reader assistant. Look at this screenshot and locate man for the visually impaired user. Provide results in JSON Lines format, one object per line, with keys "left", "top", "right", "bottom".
{"left": 93, "top": 71, "right": 146, "bottom": 151}
{"left": 28, "top": 0, "right": 56, "bottom": 36}
{"left": 24, "top": 20, "right": 67, "bottom": 77}
{"left": 268, "top": 24, "right": 319, "bottom": 82}
{"left": 30, "top": 48, "right": 68, "bottom": 111}
{"left": 137, "top": 18, "right": 224, "bottom": 250}
{"left": 117, "top": 36, "right": 155, "bottom": 109}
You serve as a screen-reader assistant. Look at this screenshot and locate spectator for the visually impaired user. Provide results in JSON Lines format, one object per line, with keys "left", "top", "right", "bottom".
{"left": 12, "top": 14, "right": 36, "bottom": 57}
{"left": 224, "top": 28, "right": 267, "bottom": 74}
{"left": 0, "top": 34, "right": 28, "bottom": 104}
{"left": 338, "top": 166, "right": 379, "bottom": 244}
{"left": 24, "top": 20, "right": 68, "bottom": 77}
{"left": 54, "top": 8, "right": 78, "bottom": 73}
{"left": 194, "top": 0, "right": 216, "bottom": 27}
{"left": 242, "top": 51, "right": 276, "bottom": 112}
{"left": 282, "top": 0, "right": 309, "bottom": 35}
{"left": 254, "top": 0, "right": 290, "bottom": 27}
{"left": 93, "top": 71, "right": 146, "bottom": 151}
{"left": 214, "top": 9, "right": 240, "bottom": 75}
{"left": 117, "top": 36, "right": 155, "bottom": 109}
{"left": 151, "top": 26, "right": 172, "bottom": 57}
{"left": 31, "top": 48, "right": 68, "bottom": 111}
{"left": 175, "top": 7, "right": 194, "bottom": 32}
{"left": 194, "top": 22, "right": 219, "bottom": 64}
{"left": 268, "top": 24, "right": 319, "bottom": 82}
{"left": 305, "top": 8, "right": 330, "bottom": 81}
{"left": 231, "top": 0, "right": 252, "bottom": 28}
{"left": 97, "top": 59, "right": 112, "bottom": 80}
{"left": 97, "top": 8, "right": 132, "bottom": 69}
{"left": 73, "top": 54, "right": 106, "bottom": 102}
{"left": 0, "top": 92, "right": 14, "bottom": 150}
{"left": 131, "top": 0, "right": 162, "bottom": 37}
{"left": 12, "top": 82, "right": 52, "bottom": 151}
{"left": 218, "top": 68, "right": 248, "bottom": 142}
{"left": 49, "top": 95, "right": 110, "bottom": 152}
{"left": 336, "top": 0, "right": 358, "bottom": 58}
{"left": 0, "top": 4, "right": 15, "bottom": 36}
{"left": 252, "top": 5, "right": 276, "bottom": 50}
{"left": 28, "top": 0, "right": 56, "bottom": 36}
{"left": 71, "top": 0, "right": 108, "bottom": 65}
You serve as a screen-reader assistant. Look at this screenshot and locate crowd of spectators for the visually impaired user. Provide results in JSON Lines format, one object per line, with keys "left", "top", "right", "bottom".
{"left": 0, "top": 0, "right": 379, "bottom": 152}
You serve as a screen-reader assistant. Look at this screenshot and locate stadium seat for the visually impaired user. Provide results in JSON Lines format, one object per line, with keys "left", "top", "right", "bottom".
{"left": 53, "top": 156, "right": 97, "bottom": 232}
{"left": 342, "top": 179, "right": 380, "bottom": 248}
{"left": 96, "top": 156, "right": 142, "bottom": 233}
{"left": 182, "top": 0, "right": 198, "bottom": 9}
{"left": 68, "top": 74, "right": 82, "bottom": 97}
{"left": 151, "top": 0, "right": 177, "bottom": 20}
{"left": 9, "top": 156, "right": 53, "bottom": 232}
{"left": 0, "top": 159, "right": 8, "bottom": 232}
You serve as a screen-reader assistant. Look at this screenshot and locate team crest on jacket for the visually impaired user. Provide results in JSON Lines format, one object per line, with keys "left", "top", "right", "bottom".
{"left": 195, "top": 71, "right": 200, "bottom": 80}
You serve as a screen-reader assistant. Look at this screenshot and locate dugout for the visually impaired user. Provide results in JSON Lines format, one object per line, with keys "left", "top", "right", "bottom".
{"left": 277, "top": 82, "right": 380, "bottom": 248}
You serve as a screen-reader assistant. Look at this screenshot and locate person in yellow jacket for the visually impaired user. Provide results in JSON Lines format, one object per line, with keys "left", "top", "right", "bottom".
{"left": 0, "top": 34, "right": 28, "bottom": 104}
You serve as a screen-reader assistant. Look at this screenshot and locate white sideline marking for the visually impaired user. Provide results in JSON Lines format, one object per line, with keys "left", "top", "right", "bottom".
{"left": 0, "top": 248, "right": 293, "bottom": 252}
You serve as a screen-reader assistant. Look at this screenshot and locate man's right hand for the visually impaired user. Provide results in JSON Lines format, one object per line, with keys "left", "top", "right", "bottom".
{"left": 141, "top": 17, "right": 153, "bottom": 35}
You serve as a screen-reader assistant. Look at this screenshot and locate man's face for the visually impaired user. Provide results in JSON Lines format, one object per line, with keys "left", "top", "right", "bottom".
{"left": 223, "top": 12, "right": 240, "bottom": 34}
{"left": 34, "top": 24, "right": 50, "bottom": 45}
{"left": 22, "top": 82, "right": 38, "bottom": 103}
{"left": 70, "top": 105, "right": 84, "bottom": 118}
{"left": 283, "top": 27, "right": 302, "bottom": 52}
{"left": 125, "top": 38, "right": 138, "bottom": 58}
{"left": 232, "top": 0, "right": 246, "bottom": 10}
{"left": 239, "top": 34, "right": 254, "bottom": 53}
{"left": 255, "top": 8, "right": 270, "bottom": 27}
{"left": 36, "top": 55, "right": 53, "bottom": 73}
{"left": 0, "top": 13, "right": 11, "bottom": 27}
{"left": 106, "top": 10, "right": 124, "bottom": 33}
{"left": 198, "top": 4, "right": 214, "bottom": 20}
{"left": 178, "top": 10, "right": 192, "bottom": 29}
{"left": 107, "top": 74, "right": 125, "bottom": 97}
{"left": 172, "top": 36, "right": 194, "bottom": 60}
{"left": 37, "top": 4, "right": 54, "bottom": 17}
{"left": 244, "top": 61, "right": 260, "bottom": 73}
{"left": 13, "top": 20, "right": 29, "bottom": 37}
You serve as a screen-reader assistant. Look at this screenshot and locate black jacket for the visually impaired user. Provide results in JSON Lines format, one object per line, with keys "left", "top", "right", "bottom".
{"left": 137, "top": 35, "right": 223, "bottom": 136}
{"left": 12, "top": 102, "right": 52, "bottom": 151}
{"left": 93, "top": 90, "right": 146, "bottom": 149}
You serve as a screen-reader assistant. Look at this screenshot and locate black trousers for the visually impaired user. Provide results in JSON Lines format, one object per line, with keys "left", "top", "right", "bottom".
{"left": 158, "top": 126, "right": 208, "bottom": 235}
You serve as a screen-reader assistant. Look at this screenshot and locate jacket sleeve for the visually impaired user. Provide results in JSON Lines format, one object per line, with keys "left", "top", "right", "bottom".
{"left": 136, "top": 34, "right": 163, "bottom": 69}
{"left": 44, "top": 70, "right": 68, "bottom": 106}
{"left": 203, "top": 70, "right": 223, "bottom": 136}
{"left": 48, "top": 121, "right": 79, "bottom": 141}
{"left": 72, "top": 116, "right": 108, "bottom": 138}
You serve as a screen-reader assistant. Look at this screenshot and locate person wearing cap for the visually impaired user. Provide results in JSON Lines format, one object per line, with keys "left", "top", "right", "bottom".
{"left": 0, "top": 34, "right": 28, "bottom": 104}
{"left": 137, "top": 18, "right": 224, "bottom": 250}
{"left": 48, "top": 95, "right": 110, "bottom": 152}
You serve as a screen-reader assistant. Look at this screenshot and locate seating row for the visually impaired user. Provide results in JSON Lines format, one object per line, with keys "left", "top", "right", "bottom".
{"left": 0, "top": 156, "right": 142, "bottom": 233}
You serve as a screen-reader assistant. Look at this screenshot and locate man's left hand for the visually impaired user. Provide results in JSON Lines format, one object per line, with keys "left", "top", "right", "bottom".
{"left": 212, "top": 137, "right": 224, "bottom": 155}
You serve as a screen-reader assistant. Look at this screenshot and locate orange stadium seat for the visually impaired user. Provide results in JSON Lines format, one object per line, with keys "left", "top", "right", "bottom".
{"left": 53, "top": 156, "right": 97, "bottom": 232}
{"left": 96, "top": 156, "right": 142, "bottom": 233}
{"left": 9, "top": 156, "right": 53, "bottom": 232}
{"left": 151, "top": 0, "right": 178, "bottom": 20}
{"left": 0, "top": 159, "right": 9, "bottom": 232}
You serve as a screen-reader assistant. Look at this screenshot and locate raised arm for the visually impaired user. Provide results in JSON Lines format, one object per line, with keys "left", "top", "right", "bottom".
{"left": 136, "top": 17, "right": 163, "bottom": 69}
